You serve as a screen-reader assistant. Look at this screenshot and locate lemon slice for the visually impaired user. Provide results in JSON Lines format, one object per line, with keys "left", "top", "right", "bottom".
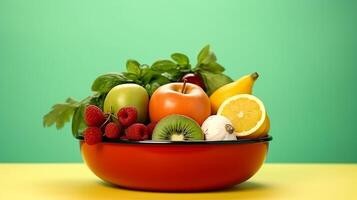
{"left": 217, "top": 94, "right": 268, "bottom": 138}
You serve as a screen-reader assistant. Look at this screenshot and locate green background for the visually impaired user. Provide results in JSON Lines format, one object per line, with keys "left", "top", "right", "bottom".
{"left": 1, "top": 0, "right": 356, "bottom": 163}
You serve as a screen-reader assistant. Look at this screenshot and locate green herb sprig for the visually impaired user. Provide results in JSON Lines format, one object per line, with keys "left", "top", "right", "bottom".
{"left": 43, "top": 45, "right": 233, "bottom": 137}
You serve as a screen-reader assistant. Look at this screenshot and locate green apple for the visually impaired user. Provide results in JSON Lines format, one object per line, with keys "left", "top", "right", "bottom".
{"left": 104, "top": 84, "right": 149, "bottom": 123}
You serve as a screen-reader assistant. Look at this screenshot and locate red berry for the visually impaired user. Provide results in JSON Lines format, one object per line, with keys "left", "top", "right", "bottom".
{"left": 117, "top": 107, "right": 138, "bottom": 127}
{"left": 84, "top": 127, "right": 102, "bottom": 145}
{"left": 125, "top": 123, "right": 148, "bottom": 141}
{"left": 146, "top": 122, "right": 157, "bottom": 139}
{"left": 84, "top": 105, "right": 105, "bottom": 127}
{"left": 104, "top": 122, "right": 121, "bottom": 139}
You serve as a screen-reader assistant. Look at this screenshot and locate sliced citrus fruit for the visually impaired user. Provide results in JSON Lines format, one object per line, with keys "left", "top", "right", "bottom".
{"left": 217, "top": 94, "right": 269, "bottom": 138}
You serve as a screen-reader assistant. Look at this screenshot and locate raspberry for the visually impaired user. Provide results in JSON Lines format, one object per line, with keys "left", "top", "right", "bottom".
{"left": 125, "top": 123, "right": 148, "bottom": 141}
{"left": 104, "top": 122, "right": 121, "bottom": 139}
{"left": 84, "top": 105, "right": 105, "bottom": 127}
{"left": 84, "top": 127, "right": 102, "bottom": 145}
{"left": 117, "top": 107, "right": 138, "bottom": 127}
{"left": 146, "top": 122, "right": 157, "bottom": 139}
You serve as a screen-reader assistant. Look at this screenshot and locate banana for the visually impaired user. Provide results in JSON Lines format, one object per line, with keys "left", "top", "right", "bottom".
{"left": 209, "top": 72, "right": 259, "bottom": 114}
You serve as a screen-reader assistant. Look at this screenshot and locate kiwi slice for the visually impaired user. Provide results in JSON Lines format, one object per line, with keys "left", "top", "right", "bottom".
{"left": 152, "top": 115, "right": 204, "bottom": 141}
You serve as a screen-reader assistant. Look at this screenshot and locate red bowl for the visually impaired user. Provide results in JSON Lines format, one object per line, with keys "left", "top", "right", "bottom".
{"left": 80, "top": 136, "right": 272, "bottom": 192}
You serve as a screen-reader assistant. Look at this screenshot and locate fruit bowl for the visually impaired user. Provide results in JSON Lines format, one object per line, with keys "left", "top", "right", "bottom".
{"left": 79, "top": 136, "right": 272, "bottom": 192}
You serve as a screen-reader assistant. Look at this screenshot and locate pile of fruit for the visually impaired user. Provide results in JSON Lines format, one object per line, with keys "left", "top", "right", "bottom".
{"left": 43, "top": 45, "right": 270, "bottom": 144}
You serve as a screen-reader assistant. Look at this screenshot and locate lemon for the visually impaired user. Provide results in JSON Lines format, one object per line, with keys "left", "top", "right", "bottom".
{"left": 217, "top": 94, "right": 269, "bottom": 138}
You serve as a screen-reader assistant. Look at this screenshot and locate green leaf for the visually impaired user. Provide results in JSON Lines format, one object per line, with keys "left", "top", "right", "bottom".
{"left": 198, "top": 62, "right": 225, "bottom": 73}
{"left": 91, "top": 73, "right": 128, "bottom": 93}
{"left": 141, "top": 69, "right": 157, "bottom": 85}
{"left": 65, "top": 97, "right": 78, "bottom": 104}
{"left": 122, "top": 72, "right": 139, "bottom": 82}
{"left": 144, "top": 75, "right": 171, "bottom": 95}
{"left": 199, "top": 71, "right": 233, "bottom": 95}
{"left": 197, "top": 45, "right": 217, "bottom": 65}
{"left": 171, "top": 53, "right": 189, "bottom": 66}
{"left": 126, "top": 59, "right": 141, "bottom": 75}
{"left": 71, "top": 103, "right": 87, "bottom": 138}
{"left": 151, "top": 60, "right": 177, "bottom": 72}
{"left": 149, "top": 82, "right": 161, "bottom": 95}
{"left": 161, "top": 71, "right": 181, "bottom": 81}
{"left": 203, "top": 52, "right": 217, "bottom": 64}
{"left": 144, "top": 84, "right": 154, "bottom": 96}
{"left": 179, "top": 64, "right": 192, "bottom": 71}
{"left": 197, "top": 45, "right": 210, "bottom": 63}
{"left": 152, "top": 75, "right": 171, "bottom": 85}
{"left": 145, "top": 82, "right": 162, "bottom": 96}
{"left": 71, "top": 94, "right": 106, "bottom": 137}
{"left": 43, "top": 98, "right": 80, "bottom": 129}
{"left": 89, "top": 93, "right": 107, "bottom": 110}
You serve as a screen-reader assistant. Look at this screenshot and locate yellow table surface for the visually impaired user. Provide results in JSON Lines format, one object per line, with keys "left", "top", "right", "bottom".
{"left": 0, "top": 164, "right": 356, "bottom": 200}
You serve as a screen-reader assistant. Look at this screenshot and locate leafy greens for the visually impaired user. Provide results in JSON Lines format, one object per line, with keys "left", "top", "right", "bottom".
{"left": 43, "top": 45, "right": 233, "bottom": 137}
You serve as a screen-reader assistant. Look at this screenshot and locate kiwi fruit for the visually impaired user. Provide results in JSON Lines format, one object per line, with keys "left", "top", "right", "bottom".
{"left": 152, "top": 115, "right": 204, "bottom": 141}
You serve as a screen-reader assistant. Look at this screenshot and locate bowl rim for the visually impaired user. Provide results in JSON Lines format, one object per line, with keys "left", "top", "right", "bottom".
{"left": 76, "top": 135, "right": 272, "bottom": 145}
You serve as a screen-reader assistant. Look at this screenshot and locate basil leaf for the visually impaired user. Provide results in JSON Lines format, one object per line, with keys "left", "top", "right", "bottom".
{"left": 145, "top": 75, "right": 171, "bottom": 95}
{"left": 197, "top": 45, "right": 217, "bottom": 66}
{"left": 171, "top": 53, "right": 189, "bottom": 66}
{"left": 91, "top": 73, "right": 128, "bottom": 93}
{"left": 71, "top": 103, "right": 87, "bottom": 137}
{"left": 89, "top": 93, "right": 107, "bottom": 110}
{"left": 199, "top": 71, "right": 233, "bottom": 95}
{"left": 141, "top": 68, "right": 155, "bottom": 84}
{"left": 122, "top": 72, "right": 139, "bottom": 82}
{"left": 71, "top": 94, "right": 107, "bottom": 137}
{"left": 203, "top": 52, "right": 217, "bottom": 65}
{"left": 149, "top": 82, "right": 161, "bottom": 95}
{"left": 145, "top": 83, "right": 161, "bottom": 96}
{"left": 152, "top": 75, "right": 170, "bottom": 85}
{"left": 161, "top": 71, "right": 181, "bottom": 81}
{"left": 144, "top": 84, "right": 154, "bottom": 96}
{"left": 126, "top": 59, "right": 141, "bottom": 75}
{"left": 197, "top": 45, "right": 209, "bottom": 63}
{"left": 151, "top": 60, "right": 177, "bottom": 72}
{"left": 199, "top": 62, "right": 225, "bottom": 73}
{"left": 65, "top": 98, "right": 78, "bottom": 104}
{"left": 43, "top": 98, "right": 80, "bottom": 129}
{"left": 145, "top": 82, "right": 163, "bottom": 96}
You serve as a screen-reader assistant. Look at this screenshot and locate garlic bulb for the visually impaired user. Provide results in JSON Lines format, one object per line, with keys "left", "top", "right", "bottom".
{"left": 201, "top": 115, "right": 237, "bottom": 141}
{"left": 224, "top": 130, "right": 238, "bottom": 140}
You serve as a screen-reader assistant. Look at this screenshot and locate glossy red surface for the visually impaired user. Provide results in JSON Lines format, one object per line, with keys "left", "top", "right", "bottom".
{"left": 80, "top": 139, "right": 270, "bottom": 192}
